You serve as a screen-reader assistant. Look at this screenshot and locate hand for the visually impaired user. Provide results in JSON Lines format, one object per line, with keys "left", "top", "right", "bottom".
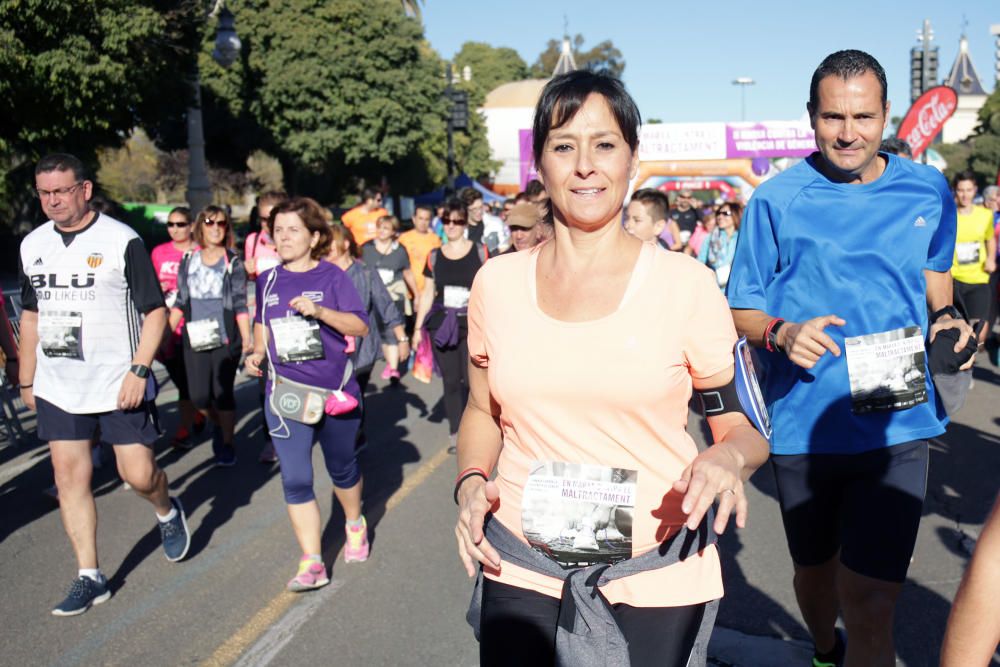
{"left": 245, "top": 352, "right": 265, "bottom": 377}
{"left": 930, "top": 315, "right": 976, "bottom": 370}
{"left": 672, "top": 442, "right": 747, "bottom": 535}
{"left": 118, "top": 371, "right": 146, "bottom": 410}
{"left": 397, "top": 340, "right": 411, "bottom": 361}
{"left": 20, "top": 385, "right": 35, "bottom": 411}
{"left": 455, "top": 477, "right": 501, "bottom": 577}
{"left": 412, "top": 328, "right": 423, "bottom": 349}
{"left": 987, "top": 258, "right": 996, "bottom": 274}
{"left": 242, "top": 338, "right": 254, "bottom": 355}
{"left": 289, "top": 297, "right": 320, "bottom": 318}
{"left": 245, "top": 257, "right": 257, "bottom": 276}
{"left": 778, "top": 315, "right": 845, "bottom": 369}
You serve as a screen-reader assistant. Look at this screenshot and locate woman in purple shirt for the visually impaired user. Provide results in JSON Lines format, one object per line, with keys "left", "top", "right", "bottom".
{"left": 245, "top": 197, "right": 370, "bottom": 592}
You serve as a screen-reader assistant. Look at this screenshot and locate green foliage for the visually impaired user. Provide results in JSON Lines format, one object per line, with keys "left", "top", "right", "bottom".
{"left": 941, "top": 87, "right": 1000, "bottom": 186}
{"left": 453, "top": 42, "right": 530, "bottom": 106}
{"left": 530, "top": 34, "right": 625, "bottom": 79}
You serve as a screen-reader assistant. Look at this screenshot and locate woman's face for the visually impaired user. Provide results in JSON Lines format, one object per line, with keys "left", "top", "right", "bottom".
{"left": 166, "top": 213, "right": 192, "bottom": 243}
{"left": 201, "top": 213, "right": 228, "bottom": 248}
{"left": 375, "top": 221, "right": 395, "bottom": 242}
{"left": 273, "top": 212, "right": 317, "bottom": 263}
{"left": 538, "top": 94, "right": 638, "bottom": 231}
{"left": 443, "top": 211, "right": 467, "bottom": 242}
{"left": 326, "top": 237, "right": 350, "bottom": 263}
{"left": 716, "top": 207, "right": 734, "bottom": 230}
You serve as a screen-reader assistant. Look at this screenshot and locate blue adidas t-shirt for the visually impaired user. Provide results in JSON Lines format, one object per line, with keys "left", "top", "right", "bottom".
{"left": 727, "top": 153, "right": 956, "bottom": 455}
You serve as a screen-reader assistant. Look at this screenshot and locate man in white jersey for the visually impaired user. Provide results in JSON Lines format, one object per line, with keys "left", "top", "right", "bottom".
{"left": 19, "top": 154, "right": 190, "bottom": 616}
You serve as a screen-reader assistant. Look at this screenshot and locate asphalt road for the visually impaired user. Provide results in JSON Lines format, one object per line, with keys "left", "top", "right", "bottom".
{"left": 1, "top": 358, "right": 998, "bottom": 666}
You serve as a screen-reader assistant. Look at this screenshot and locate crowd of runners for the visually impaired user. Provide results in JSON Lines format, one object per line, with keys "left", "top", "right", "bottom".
{"left": 7, "top": 47, "right": 1000, "bottom": 666}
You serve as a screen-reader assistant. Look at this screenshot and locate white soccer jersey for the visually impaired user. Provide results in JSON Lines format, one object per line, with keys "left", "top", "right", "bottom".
{"left": 19, "top": 213, "right": 164, "bottom": 413}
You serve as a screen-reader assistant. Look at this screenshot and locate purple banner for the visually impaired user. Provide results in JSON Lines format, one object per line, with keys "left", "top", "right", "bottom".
{"left": 518, "top": 129, "right": 537, "bottom": 190}
{"left": 725, "top": 122, "right": 815, "bottom": 158}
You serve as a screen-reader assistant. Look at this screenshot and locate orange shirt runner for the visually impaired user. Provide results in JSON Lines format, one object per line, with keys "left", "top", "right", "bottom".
{"left": 341, "top": 205, "right": 388, "bottom": 246}
{"left": 398, "top": 229, "right": 442, "bottom": 292}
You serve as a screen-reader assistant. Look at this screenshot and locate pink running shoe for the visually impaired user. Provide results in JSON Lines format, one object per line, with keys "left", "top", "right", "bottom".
{"left": 380, "top": 365, "right": 395, "bottom": 381}
{"left": 344, "top": 517, "right": 369, "bottom": 563}
{"left": 286, "top": 558, "right": 329, "bottom": 592}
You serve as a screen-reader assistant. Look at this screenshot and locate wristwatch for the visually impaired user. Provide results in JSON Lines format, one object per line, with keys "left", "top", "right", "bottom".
{"left": 930, "top": 305, "right": 961, "bottom": 324}
{"left": 129, "top": 364, "right": 151, "bottom": 379}
{"left": 766, "top": 319, "right": 786, "bottom": 353}
{"left": 397, "top": 336, "right": 410, "bottom": 343}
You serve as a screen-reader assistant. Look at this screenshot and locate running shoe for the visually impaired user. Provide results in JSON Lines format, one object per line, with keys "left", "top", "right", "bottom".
{"left": 159, "top": 497, "right": 191, "bottom": 562}
{"left": 257, "top": 441, "right": 278, "bottom": 464}
{"left": 170, "top": 426, "right": 194, "bottom": 450}
{"left": 344, "top": 516, "right": 369, "bottom": 563}
{"left": 812, "top": 628, "right": 846, "bottom": 667}
{"left": 214, "top": 445, "right": 237, "bottom": 467}
{"left": 286, "top": 558, "right": 329, "bottom": 592}
{"left": 380, "top": 365, "right": 395, "bottom": 381}
{"left": 51, "top": 575, "right": 111, "bottom": 617}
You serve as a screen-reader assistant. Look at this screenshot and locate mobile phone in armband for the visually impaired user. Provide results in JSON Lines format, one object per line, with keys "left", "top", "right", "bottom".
{"left": 695, "top": 337, "right": 772, "bottom": 439}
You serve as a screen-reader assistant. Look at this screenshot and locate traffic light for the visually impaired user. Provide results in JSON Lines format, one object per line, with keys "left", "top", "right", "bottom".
{"left": 449, "top": 90, "right": 469, "bottom": 131}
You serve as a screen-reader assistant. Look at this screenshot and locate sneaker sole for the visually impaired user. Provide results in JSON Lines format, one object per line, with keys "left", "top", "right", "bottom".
{"left": 51, "top": 590, "right": 111, "bottom": 617}
{"left": 164, "top": 498, "right": 191, "bottom": 563}
{"left": 344, "top": 553, "right": 368, "bottom": 563}
{"left": 287, "top": 577, "right": 330, "bottom": 593}
{"left": 214, "top": 458, "right": 238, "bottom": 468}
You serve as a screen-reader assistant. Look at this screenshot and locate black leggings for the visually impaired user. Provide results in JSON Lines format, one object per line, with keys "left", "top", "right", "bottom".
{"left": 162, "top": 353, "right": 190, "bottom": 401}
{"left": 480, "top": 578, "right": 706, "bottom": 667}
{"left": 183, "top": 344, "right": 238, "bottom": 411}
{"left": 430, "top": 335, "right": 468, "bottom": 435}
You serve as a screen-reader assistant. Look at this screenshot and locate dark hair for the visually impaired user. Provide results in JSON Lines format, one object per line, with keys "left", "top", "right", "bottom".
{"left": 414, "top": 203, "right": 435, "bottom": 217}
{"left": 809, "top": 50, "right": 887, "bottom": 112}
{"left": 630, "top": 188, "right": 669, "bottom": 222}
{"left": 717, "top": 202, "right": 744, "bottom": 231}
{"left": 513, "top": 192, "right": 529, "bottom": 204}
{"left": 361, "top": 187, "right": 381, "bottom": 204}
{"left": 88, "top": 194, "right": 124, "bottom": 218}
{"left": 879, "top": 137, "right": 912, "bottom": 158}
{"left": 168, "top": 206, "right": 192, "bottom": 223}
{"left": 36, "top": 153, "right": 89, "bottom": 181}
{"left": 532, "top": 70, "right": 641, "bottom": 167}
{"left": 459, "top": 186, "right": 483, "bottom": 206}
{"left": 443, "top": 197, "right": 466, "bottom": 222}
{"left": 524, "top": 179, "right": 546, "bottom": 198}
{"left": 194, "top": 205, "right": 234, "bottom": 249}
{"left": 270, "top": 197, "right": 334, "bottom": 260}
{"left": 953, "top": 170, "right": 977, "bottom": 189}
{"left": 328, "top": 223, "right": 360, "bottom": 259}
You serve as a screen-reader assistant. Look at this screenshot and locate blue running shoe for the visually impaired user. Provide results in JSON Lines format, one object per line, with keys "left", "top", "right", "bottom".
{"left": 159, "top": 497, "right": 191, "bottom": 562}
{"left": 51, "top": 575, "right": 111, "bottom": 617}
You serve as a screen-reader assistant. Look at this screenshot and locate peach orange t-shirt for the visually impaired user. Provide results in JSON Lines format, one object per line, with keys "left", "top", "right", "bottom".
{"left": 467, "top": 242, "right": 737, "bottom": 607}
{"left": 341, "top": 205, "right": 388, "bottom": 246}
{"left": 399, "top": 229, "right": 442, "bottom": 292}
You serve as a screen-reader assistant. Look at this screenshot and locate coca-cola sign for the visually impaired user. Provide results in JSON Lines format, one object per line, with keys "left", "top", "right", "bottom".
{"left": 896, "top": 86, "right": 958, "bottom": 158}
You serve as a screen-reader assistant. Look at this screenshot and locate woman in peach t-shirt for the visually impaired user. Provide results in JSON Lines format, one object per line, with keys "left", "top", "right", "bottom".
{"left": 454, "top": 71, "right": 769, "bottom": 666}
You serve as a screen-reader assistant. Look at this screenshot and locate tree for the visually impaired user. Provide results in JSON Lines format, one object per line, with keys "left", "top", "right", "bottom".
{"left": 0, "top": 0, "right": 198, "bottom": 224}
{"left": 938, "top": 87, "right": 1000, "bottom": 186}
{"left": 453, "top": 42, "right": 530, "bottom": 105}
{"left": 530, "top": 34, "right": 625, "bottom": 79}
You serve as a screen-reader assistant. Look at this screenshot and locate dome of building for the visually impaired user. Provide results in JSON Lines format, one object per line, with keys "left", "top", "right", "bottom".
{"left": 482, "top": 79, "right": 549, "bottom": 109}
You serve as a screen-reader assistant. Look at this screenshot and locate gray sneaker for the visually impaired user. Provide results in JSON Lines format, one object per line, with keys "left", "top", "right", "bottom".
{"left": 159, "top": 497, "right": 191, "bottom": 562}
{"left": 51, "top": 575, "right": 111, "bottom": 617}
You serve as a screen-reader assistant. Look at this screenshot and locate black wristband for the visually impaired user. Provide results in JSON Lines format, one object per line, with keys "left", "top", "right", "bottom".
{"left": 930, "top": 305, "right": 961, "bottom": 324}
{"left": 453, "top": 471, "right": 488, "bottom": 504}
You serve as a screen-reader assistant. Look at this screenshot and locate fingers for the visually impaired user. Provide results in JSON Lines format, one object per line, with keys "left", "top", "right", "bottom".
{"left": 681, "top": 472, "right": 712, "bottom": 530}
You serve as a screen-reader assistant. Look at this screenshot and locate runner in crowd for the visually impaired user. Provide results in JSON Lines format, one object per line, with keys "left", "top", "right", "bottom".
{"left": 398, "top": 204, "right": 442, "bottom": 330}
{"left": 341, "top": 187, "right": 387, "bottom": 246}
{"left": 950, "top": 171, "right": 995, "bottom": 344}
{"left": 413, "top": 199, "right": 487, "bottom": 455}
{"left": 454, "top": 71, "right": 769, "bottom": 666}
{"left": 360, "top": 215, "right": 417, "bottom": 381}
{"left": 668, "top": 188, "right": 701, "bottom": 250}
{"left": 501, "top": 202, "right": 543, "bottom": 254}
{"left": 500, "top": 198, "right": 517, "bottom": 221}
{"left": 698, "top": 203, "right": 741, "bottom": 290}
{"left": 245, "top": 197, "right": 370, "bottom": 591}
{"left": 461, "top": 187, "right": 509, "bottom": 254}
{"left": 686, "top": 207, "right": 716, "bottom": 258}
{"left": 985, "top": 184, "right": 1000, "bottom": 362}
{"left": 327, "top": 223, "right": 408, "bottom": 445}
{"left": 879, "top": 137, "right": 913, "bottom": 160}
{"left": 20, "top": 153, "right": 190, "bottom": 616}
{"left": 169, "top": 206, "right": 251, "bottom": 467}
{"left": 726, "top": 50, "right": 971, "bottom": 667}
{"left": 151, "top": 206, "right": 206, "bottom": 448}
{"left": 625, "top": 188, "right": 681, "bottom": 250}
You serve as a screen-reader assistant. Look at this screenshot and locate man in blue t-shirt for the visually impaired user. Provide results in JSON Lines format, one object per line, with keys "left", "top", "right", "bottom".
{"left": 727, "top": 50, "right": 972, "bottom": 667}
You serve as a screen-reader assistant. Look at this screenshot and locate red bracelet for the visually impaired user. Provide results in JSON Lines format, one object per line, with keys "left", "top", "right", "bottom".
{"left": 455, "top": 467, "right": 489, "bottom": 486}
{"left": 763, "top": 317, "right": 781, "bottom": 352}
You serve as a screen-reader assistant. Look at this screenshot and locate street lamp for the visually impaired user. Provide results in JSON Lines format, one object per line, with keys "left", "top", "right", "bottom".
{"left": 732, "top": 77, "right": 755, "bottom": 122}
{"left": 186, "top": 1, "right": 241, "bottom": 215}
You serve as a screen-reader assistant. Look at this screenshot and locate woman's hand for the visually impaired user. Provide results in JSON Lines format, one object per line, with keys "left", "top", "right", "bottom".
{"left": 289, "top": 296, "right": 320, "bottom": 318}
{"left": 245, "top": 352, "right": 265, "bottom": 377}
{"left": 412, "top": 328, "right": 423, "bottom": 350}
{"left": 455, "top": 477, "right": 501, "bottom": 577}
{"left": 673, "top": 441, "right": 747, "bottom": 535}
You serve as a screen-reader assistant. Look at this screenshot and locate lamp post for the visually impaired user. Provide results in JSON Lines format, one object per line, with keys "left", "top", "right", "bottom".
{"left": 732, "top": 77, "right": 755, "bottom": 122}
{"left": 186, "top": 2, "right": 241, "bottom": 214}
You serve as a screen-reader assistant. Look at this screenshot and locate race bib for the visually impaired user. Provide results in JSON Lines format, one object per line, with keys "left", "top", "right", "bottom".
{"left": 186, "top": 318, "right": 223, "bottom": 352}
{"left": 845, "top": 326, "right": 927, "bottom": 414}
{"left": 715, "top": 264, "right": 731, "bottom": 288}
{"left": 521, "top": 462, "right": 637, "bottom": 569}
{"left": 443, "top": 285, "right": 470, "bottom": 309}
{"left": 270, "top": 315, "right": 324, "bottom": 363}
{"left": 377, "top": 268, "right": 394, "bottom": 285}
{"left": 955, "top": 242, "right": 981, "bottom": 265}
{"left": 39, "top": 311, "right": 83, "bottom": 359}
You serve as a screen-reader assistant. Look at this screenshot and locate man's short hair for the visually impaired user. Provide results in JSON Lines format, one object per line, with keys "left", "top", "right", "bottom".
{"left": 809, "top": 50, "right": 887, "bottom": 112}
{"left": 630, "top": 188, "right": 669, "bottom": 222}
{"left": 953, "top": 170, "right": 977, "bottom": 189}
{"left": 35, "top": 153, "right": 89, "bottom": 181}
{"left": 879, "top": 137, "right": 912, "bottom": 158}
{"left": 513, "top": 192, "right": 529, "bottom": 204}
{"left": 361, "top": 187, "right": 379, "bottom": 203}
{"left": 524, "top": 179, "right": 546, "bottom": 198}
{"left": 414, "top": 203, "right": 434, "bottom": 217}
{"left": 459, "top": 186, "right": 483, "bottom": 207}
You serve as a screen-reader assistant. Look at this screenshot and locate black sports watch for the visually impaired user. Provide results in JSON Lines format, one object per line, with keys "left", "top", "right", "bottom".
{"left": 766, "top": 319, "right": 786, "bottom": 353}
{"left": 129, "top": 364, "right": 151, "bottom": 379}
{"left": 930, "top": 305, "right": 961, "bottom": 324}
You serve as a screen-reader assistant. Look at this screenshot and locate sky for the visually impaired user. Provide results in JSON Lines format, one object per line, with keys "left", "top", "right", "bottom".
{"left": 423, "top": 0, "right": 997, "bottom": 126}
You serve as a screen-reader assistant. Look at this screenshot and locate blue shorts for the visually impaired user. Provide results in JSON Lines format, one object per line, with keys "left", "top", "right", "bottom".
{"left": 770, "top": 440, "right": 928, "bottom": 583}
{"left": 36, "top": 396, "right": 160, "bottom": 446}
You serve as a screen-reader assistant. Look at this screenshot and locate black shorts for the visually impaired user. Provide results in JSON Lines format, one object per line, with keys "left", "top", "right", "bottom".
{"left": 183, "top": 344, "right": 239, "bottom": 411}
{"left": 36, "top": 396, "right": 160, "bottom": 446}
{"left": 771, "top": 440, "right": 928, "bottom": 583}
{"left": 954, "top": 280, "right": 991, "bottom": 323}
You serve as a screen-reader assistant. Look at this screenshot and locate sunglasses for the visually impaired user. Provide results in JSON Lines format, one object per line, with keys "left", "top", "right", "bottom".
{"left": 717, "top": 210, "right": 733, "bottom": 217}
{"left": 444, "top": 218, "right": 467, "bottom": 226}
{"left": 203, "top": 218, "right": 227, "bottom": 227}
{"left": 166, "top": 222, "right": 191, "bottom": 228}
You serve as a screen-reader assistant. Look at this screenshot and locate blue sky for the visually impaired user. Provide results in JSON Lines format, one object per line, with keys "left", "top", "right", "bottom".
{"left": 423, "top": 1, "right": 997, "bottom": 126}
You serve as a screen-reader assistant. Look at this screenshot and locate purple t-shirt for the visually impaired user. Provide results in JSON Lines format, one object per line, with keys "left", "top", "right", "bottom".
{"left": 255, "top": 262, "right": 369, "bottom": 398}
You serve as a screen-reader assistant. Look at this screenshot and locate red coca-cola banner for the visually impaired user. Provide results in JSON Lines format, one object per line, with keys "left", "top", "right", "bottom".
{"left": 896, "top": 86, "right": 958, "bottom": 158}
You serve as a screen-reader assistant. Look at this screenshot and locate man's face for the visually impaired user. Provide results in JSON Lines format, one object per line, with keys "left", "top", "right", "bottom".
{"left": 36, "top": 169, "right": 92, "bottom": 228}
{"left": 467, "top": 199, "right": 484, "bottom": 224}
{"left": 501, "top": 201, "right": 515, "bottom": 221}
{"left": 509, "top": 224, "right": 541, "bottom": 251}
{"left": 983, "top": 190, "right": 998, "bottom": 212}
{"left": 676, "top": 192, "right": 692, "bottom": 211}
{"left": 955, "top": 180, "right": 977, "bottom": 209}
{"left": 413, "top": 208, "right": 431, "bottom": 233}
{"left": 367, "top": 193, "right": 383, "bottom": 211}
{"left": 624, "top": 200, "right": 663, "bottom": 243}
{"left": 809, "top": 71, "right": 889, "bottom": 184}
